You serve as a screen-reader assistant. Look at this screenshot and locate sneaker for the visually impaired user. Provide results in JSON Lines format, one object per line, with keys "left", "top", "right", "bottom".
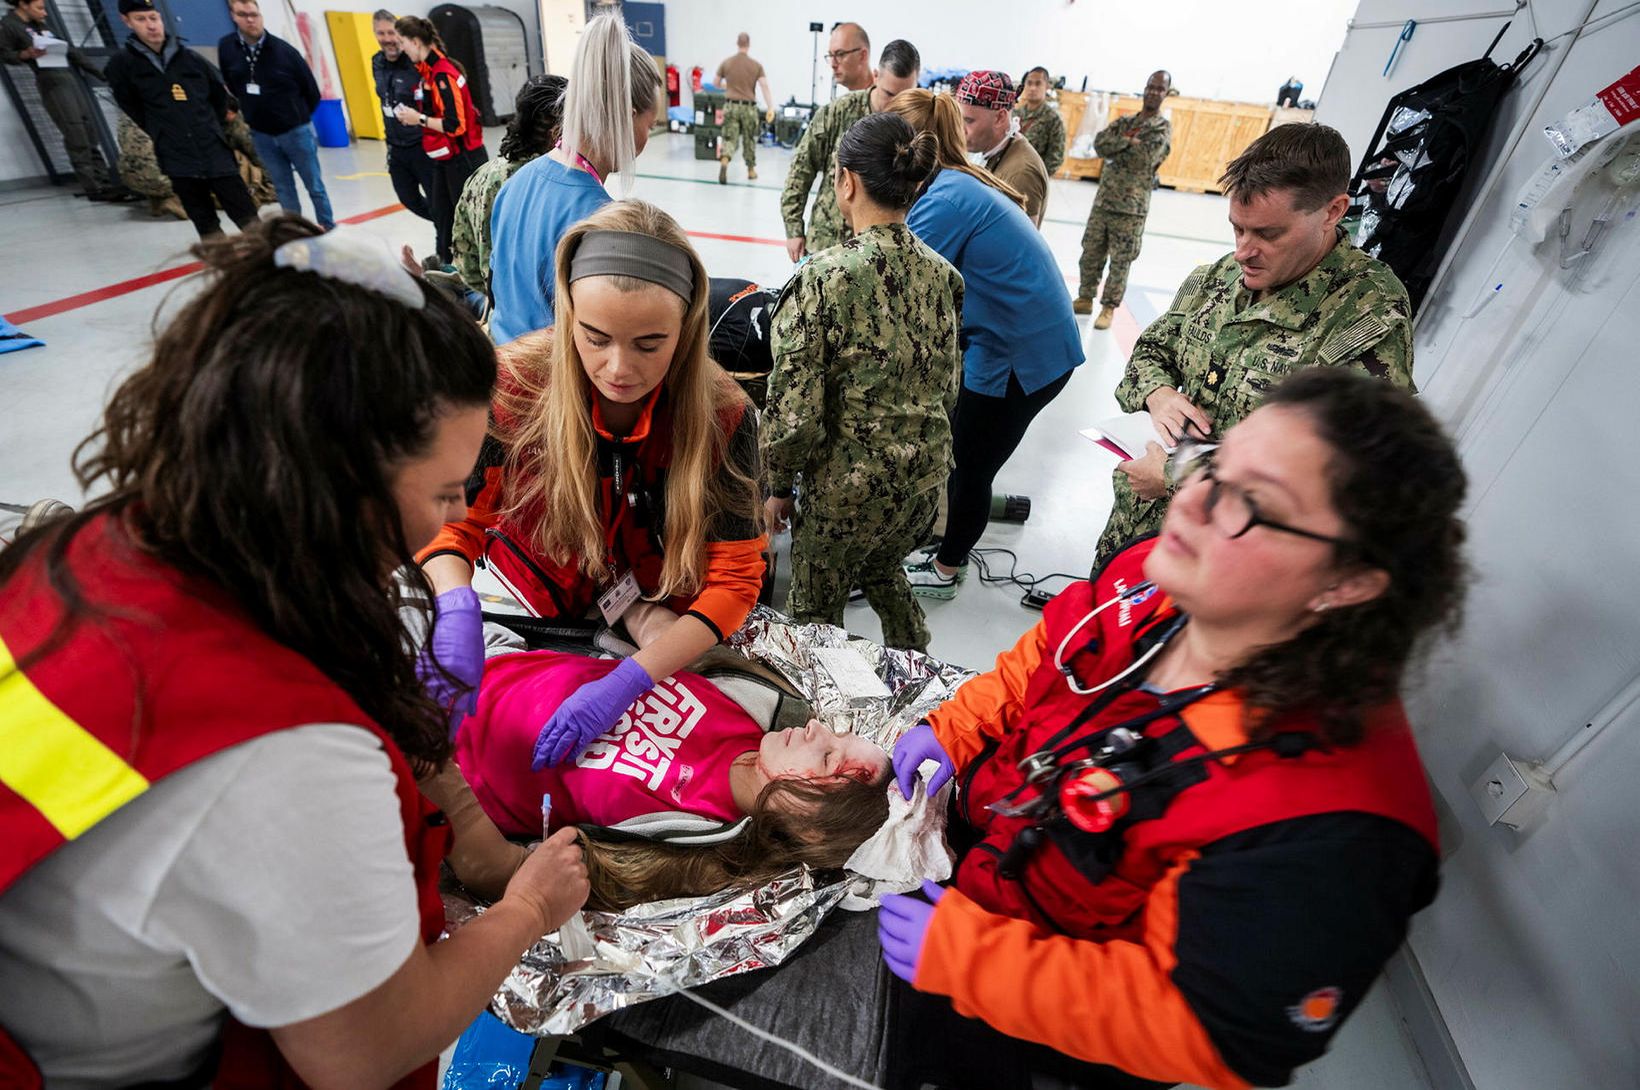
{"left": 718, "top": 156, "right": 729, "bottom": 185}
{"left": 1072, "top": 296, "right": 1093, "bottom": 315}
{"left": 903, "top": 540, "right": 941, "bottom": 565}
{"left": 747, "top": 166, "right": 758, "bottom": 180}
{"left": 905, "top": 558, "right": 964, "bottom": 600}
{"left": 1094, "top": 305, "right": 1115, "bottom": 330}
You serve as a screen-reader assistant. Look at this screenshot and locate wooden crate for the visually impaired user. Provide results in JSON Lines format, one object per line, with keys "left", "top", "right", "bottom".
{"left": 1055, "top": 90, "right": 1089, "bottom": 179}
{"left": 1060, "top": 95, "right": 1279, "bottom": 194}
{"left": 1109, "top": 95, "right": 1274, "bottom": 194}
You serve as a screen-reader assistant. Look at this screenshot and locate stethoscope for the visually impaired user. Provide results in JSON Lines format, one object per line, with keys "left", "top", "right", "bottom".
{"left": 1052, "top": 580, "right": 1181, "bottom": 695}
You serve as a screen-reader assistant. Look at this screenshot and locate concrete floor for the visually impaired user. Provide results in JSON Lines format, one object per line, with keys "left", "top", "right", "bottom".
{"left": 0, "top": 131, "right": 1436, "bottom": 1090}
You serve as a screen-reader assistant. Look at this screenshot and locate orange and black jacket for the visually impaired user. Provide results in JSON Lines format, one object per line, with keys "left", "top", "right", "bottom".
{"left": 413, "top": 49, "right": 483, "bottom": 159}
{"left": 419, "top": 332, "right": 768, "bottom": 639}
{"left": 918, "top": 537, "right": 1440, "bottom": 1089}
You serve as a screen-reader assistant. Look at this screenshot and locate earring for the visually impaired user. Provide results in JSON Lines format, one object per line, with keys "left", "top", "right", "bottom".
{"left": 1312, "top": 602, "right": 1330, "bottom": 613}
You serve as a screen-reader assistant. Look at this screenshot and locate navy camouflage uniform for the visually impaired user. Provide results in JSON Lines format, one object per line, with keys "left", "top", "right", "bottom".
{"left": 763, "top": 222, "right": 965, "bottom": 650}
{"left": 1094, "top": 232, "right": 1416, "bottom": 564}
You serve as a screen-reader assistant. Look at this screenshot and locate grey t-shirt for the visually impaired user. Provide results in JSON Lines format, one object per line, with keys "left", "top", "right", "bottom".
{"left": 0, "top": 723, "right": 419, "bottom": 1086}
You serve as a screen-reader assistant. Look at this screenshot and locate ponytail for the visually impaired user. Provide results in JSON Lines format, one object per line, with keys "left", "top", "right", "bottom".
{"left": 836, "top": 111, "right": 937, "bottom": 210}
{"left": 394, "top": 15, "right": 463, "bottom": 75}
{"left": 559, "top": 12, "right": 662, "bottom": 189}
{"left": 887, "top": 88, "right": 1027, "bottom": 211}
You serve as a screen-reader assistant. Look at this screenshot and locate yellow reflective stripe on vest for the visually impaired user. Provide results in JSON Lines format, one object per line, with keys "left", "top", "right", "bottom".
{"left": 0, "top": 634, "right": 149, "bottom": 839}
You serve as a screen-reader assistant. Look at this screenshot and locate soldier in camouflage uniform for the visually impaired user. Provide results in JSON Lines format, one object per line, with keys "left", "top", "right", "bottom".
{"left": 778, "top": 38, "right": 919, "bottom": 262}
{"left": 1093, "top": 123, "right": 1416, "bottom": 566}
{"left": 715, "top": 33, "right": 773, "bottom": 183}
{"left": 1077, "top": 70, "right": 1172, "bottom": 330}
{"left": 763, "top": 112, "right": 962, "bottom": 651}
{"left": 1013, "top": 66, "right": 1065, "bottom": 176}
{"left": 116, "top": 109, "right": 272, "bottom": 217}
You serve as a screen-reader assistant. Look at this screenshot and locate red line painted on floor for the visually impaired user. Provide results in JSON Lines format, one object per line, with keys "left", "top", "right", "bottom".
{"left": 339, "top": 202, "right": 406, "bottom": 224}
{"left": 683, "top": 230, "right": 788, "bottom": 248}
{"left": 7, "top": 201, "right": 791, "bottom": 326}
{"left": 8, "top": 261, "right": 204, "bottom": 325}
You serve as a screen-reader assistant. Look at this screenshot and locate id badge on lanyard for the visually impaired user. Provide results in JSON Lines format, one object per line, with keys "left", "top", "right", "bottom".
{"left": 597, "top": 450, "right": 641, "bottom": 625}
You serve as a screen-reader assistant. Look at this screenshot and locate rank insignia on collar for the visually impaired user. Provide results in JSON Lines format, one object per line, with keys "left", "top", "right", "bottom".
{"left": 1206, "top": 368, "right": 1222, "bottom": 388}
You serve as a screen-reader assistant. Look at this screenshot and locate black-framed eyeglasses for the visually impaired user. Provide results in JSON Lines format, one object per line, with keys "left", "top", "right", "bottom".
{"left": 1168, "top": 439, "right": 1360, "bottom": 552}
{"left": 823, "top": 47, "right": 866, "bottom": 62}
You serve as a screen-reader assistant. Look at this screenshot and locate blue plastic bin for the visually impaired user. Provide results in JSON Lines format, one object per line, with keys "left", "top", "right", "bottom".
{"left": 312, "top": 98, "right": 350, "bottom": 147}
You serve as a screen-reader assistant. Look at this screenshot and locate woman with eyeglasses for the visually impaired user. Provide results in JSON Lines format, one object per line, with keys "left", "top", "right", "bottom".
{"left": 880, "top": 368, "right": 1466, "bottom": 1090}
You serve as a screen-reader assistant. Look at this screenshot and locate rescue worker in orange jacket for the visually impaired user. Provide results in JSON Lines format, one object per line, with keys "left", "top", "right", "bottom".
{"left": 419, "top": 200, "right": 767, "bottom": 773}
{"left": 0, "top": 218, "right": 588, "bottom": 1088}
{"left": 393, "top": 15, "right": 487, "bottom": 263}
{"left": 882, "top": 368, "right": 1467, "bottom": 1090}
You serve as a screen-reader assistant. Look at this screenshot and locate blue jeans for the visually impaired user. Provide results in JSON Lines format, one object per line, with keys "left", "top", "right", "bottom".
{"left": 252, "top": 123, "right": 334, "bottom": 229}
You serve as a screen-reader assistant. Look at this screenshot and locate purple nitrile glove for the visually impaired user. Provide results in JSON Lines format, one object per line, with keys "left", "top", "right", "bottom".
{"left": 417, "top": 587, "right": 485, "bottom": 733}
{"left": 892, "top": 721, "right": 956, "bottom": 801}
{"left": 531, "top": 656, "right": 655, "bottom": 771}
{"left": 878, "top": 879, "right": 947, "bottom": 984}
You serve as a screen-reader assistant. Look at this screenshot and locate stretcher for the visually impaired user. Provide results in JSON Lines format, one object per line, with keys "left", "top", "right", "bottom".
{"left": 446, "top": 607, "right": 963, "bottom": 1090}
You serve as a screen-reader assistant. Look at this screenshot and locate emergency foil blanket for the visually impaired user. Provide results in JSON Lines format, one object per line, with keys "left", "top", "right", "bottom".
{"left": 443, "top": 868, "right": 848, "bottom": 1036}
{"left": 726, "top": 605, "right": 977, "bottom": 749}
{"left": 442, "top": 608, "right": 977, "bottom": 1036}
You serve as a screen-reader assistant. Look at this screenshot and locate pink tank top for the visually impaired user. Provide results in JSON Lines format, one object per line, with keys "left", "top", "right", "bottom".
{"left": 456, "top": 651, "right": 766, "bottom": 837}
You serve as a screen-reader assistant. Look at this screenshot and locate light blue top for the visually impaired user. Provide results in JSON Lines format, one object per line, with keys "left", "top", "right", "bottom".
{"left": 906, "top": 169, "right": 1084, "bottom": 396}
{"left": 487, "top": 154, "right": 612, "bottom": 345}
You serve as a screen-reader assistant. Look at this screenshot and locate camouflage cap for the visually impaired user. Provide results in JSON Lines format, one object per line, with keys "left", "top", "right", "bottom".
{"left": 955, "top": 70, "right": 1016, "bottom": 111}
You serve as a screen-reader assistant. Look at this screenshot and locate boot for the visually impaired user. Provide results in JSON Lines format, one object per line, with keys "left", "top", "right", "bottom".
{"left": 747, "top": 166, "right": 758, "bottom": 180}
{"left": 1072, "top": 297, "right": 1093, "bottom": 315}
{"left": 157, "top": 195, "right": 188, "bottom": 220}
{"left": 718, "top": 156, "right": 729, "bottom": 185}
{"left": 1094, "top": 305, "right": 1115, "bottom": 330}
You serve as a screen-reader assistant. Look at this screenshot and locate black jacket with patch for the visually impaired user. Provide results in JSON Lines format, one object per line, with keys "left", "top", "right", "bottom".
{"left": 105, "top": 35, "right": 235, "bottom": 179}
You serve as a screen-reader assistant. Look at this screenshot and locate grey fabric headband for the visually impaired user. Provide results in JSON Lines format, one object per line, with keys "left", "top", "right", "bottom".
{"left": 568, "top": 230, "right": 695, "bottom": 302}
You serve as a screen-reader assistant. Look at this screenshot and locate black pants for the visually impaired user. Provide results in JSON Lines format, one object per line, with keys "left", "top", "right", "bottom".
{"left": 887, "top": 977, "right": 1175, "bottom": 1090}
{"left": 170, "top": 174, "right": 259, "bottom": 239}
{"left": 387, "top": 141, "right": 437, "bottom": 221}
{"left": 937, "top": 369, "right": 1074, "bottom": 568}
{"left": 428, "top": 145, "right": 487, "bottom": 262}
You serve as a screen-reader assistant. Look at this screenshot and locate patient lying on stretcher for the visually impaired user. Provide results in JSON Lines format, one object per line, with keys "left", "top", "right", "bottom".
{"left": 423, "top": 631, "right": 892, "bottom": 911}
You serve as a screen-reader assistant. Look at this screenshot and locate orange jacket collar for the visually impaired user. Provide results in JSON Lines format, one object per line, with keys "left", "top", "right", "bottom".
{"left": 590, "top": 386, "right": 664, "bottom": 444}
{"left": 1179, "top": 690, "right": 1253, "bottom": 762}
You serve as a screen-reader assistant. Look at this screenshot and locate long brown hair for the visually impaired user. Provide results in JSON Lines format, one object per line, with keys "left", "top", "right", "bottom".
{"left": 1223, "top": 369, "right": 1468, "bottom": 744}
{"left": 0, "top": 217, "right": 497, "bottom": 771}
{"left": 493, "top": 200, "right": 762, "bottom": 599}
{"left": 887, "top": 88, "right": 1026, "bottom": 210}
{"left": 578, "top": 776, "right": 890, "bottom": 910}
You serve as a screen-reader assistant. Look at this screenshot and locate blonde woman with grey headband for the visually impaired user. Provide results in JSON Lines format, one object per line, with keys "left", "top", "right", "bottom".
{"left": 488, "top": 12, "right": 663, "bottom": 345}
{"left": 420, "top": 200, "right": 767, "bottom": 775}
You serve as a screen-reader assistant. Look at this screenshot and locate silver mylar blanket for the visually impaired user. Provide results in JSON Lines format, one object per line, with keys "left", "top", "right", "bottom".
{"left": 442, "top": 606, "right": 976, "bottom": 1036}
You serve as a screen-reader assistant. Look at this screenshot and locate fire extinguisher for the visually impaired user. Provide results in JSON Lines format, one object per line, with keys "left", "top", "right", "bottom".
{"left": 690, "top": 65, "right": 703, "bottom": 94}
{"left": 665, "top": 63, "right": 680, "bottom": 107}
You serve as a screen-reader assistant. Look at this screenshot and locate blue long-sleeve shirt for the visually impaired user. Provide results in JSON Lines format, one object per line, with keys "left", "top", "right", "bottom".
{"left": 906, "top": 168, "right": 1084, "bottom": 396}
{"left": 488, "top": 155, "right": 611, "bottom": 344}
{"left": 217, "top": 31, "right": 319, "bottom": 136}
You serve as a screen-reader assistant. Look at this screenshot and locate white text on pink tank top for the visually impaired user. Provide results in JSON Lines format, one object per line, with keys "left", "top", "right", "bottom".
{"left": 576, "top": 677, "right": 707, "bottom": 803}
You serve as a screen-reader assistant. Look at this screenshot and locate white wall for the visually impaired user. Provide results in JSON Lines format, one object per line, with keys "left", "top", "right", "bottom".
{"left": 0, "top": 85, "right": 44, "bottom": 187}
{"left": 0, "top": 0, "right": 544, "bottom": 185}
{"left": 1317, "top": 1, "right": 1640, "bottom": 1086}
{"left": 661, "top": 0, "right": 1356, "bottom": 108}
